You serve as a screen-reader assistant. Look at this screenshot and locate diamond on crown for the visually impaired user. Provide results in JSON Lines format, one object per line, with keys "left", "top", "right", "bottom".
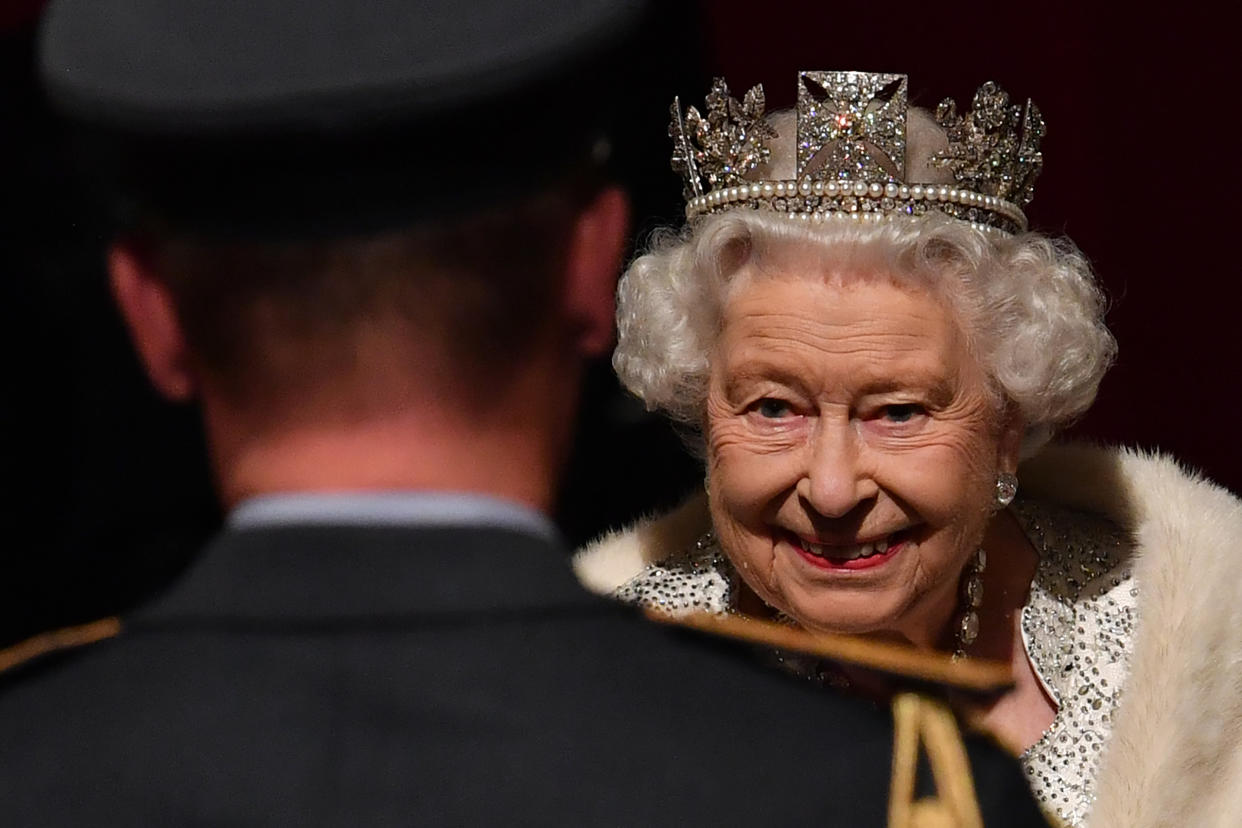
{"left": 669, "top": 71, "right": 1045, "bottom": 235}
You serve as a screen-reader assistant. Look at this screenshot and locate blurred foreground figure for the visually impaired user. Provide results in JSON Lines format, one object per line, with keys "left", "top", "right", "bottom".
{"left": 0, "top": 2, "right": 1048, "bottom": 825}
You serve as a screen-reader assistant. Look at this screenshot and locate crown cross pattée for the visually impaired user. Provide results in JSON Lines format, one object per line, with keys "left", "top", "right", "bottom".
{"left": 796, "top": 71, "right": 907, "bottom": 183}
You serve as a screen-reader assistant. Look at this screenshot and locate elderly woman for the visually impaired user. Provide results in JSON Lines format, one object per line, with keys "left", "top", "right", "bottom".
{"left": 575, "top": 72, "right": 1242, "bottom": 828}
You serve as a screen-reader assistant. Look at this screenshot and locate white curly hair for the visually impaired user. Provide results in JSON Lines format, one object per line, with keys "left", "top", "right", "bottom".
{"left": 613, "top": 112, "right": 1115, "bottom": 457}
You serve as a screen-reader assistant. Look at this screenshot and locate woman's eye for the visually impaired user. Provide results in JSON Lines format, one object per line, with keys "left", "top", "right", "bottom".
{"left": 881, "top": 403, "right": 924, "bottom": 423}
{"left": 754, "top": 398, "right": 793, "bottom": 419}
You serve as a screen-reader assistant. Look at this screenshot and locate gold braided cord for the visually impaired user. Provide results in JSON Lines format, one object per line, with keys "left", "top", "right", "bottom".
{"left": 0, "top": 617, "right": 122, "bottom": 674}
{"left": 888, "top": 693, "right": 984, "bottom": 828}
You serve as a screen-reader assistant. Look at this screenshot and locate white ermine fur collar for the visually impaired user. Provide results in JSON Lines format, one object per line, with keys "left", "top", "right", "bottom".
{"left": 573, "top": 443, "right": 1242, "bottom": 828}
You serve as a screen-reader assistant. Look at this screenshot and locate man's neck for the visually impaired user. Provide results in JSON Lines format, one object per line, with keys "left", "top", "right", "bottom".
{"left": 202, "top": 370, "right": 579, "bottom": 515}
{"left": 220, "top": 420, "right": 556, "bottom": 512}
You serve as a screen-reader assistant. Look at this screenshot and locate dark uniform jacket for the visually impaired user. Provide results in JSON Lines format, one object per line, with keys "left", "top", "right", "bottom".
{"left": 0, "top": 522, "right": 1048, "bottom": 826}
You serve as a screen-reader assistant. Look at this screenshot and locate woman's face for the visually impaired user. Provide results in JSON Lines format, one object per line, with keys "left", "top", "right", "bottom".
{"left": 705, "top": 264, "right": 1019, "bottom": 647}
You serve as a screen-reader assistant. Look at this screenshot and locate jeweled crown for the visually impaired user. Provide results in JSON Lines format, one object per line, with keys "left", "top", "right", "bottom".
{"left": 669, "top": 71, "right": 1045, "bottom": 235}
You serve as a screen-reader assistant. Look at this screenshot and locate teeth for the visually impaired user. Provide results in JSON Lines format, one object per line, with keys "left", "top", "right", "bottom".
{"left": 837, "top": 543, "right": 875, "bottom": 560}
{"left": 803, "top": 538, "right": 887, "bottom": 560}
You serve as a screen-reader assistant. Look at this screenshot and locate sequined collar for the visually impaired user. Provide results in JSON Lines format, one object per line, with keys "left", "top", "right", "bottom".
{"left": 1012, "top": 501, "right": 1137, "bottom": 826}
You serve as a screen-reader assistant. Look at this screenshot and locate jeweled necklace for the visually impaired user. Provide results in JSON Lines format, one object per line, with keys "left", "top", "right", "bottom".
{"left": 952, "top": 548, "right": 987, "bottom": 660}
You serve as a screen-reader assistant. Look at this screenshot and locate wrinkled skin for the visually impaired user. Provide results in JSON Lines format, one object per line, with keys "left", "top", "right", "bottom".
{"left": 705, "top": 265, "right": 1021, "bottom": 650}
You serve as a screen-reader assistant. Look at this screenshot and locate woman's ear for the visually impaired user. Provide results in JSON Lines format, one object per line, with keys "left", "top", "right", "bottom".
{"left": 997, "top": 405, "right": 1025, "bottom": 474}
{"left": 561, "top": 185, "right": 630, "bottom": 357}
{"left": 108, "top": 242, "right": 197, "bottom": 401}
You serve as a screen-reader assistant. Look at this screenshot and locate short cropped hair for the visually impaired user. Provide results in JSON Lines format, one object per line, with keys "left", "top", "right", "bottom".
{"left": 142, "top": 185, "right": 582, "bottom": 408}
{"left": 613, "top": 210, "right": 1115, "bottom": 455}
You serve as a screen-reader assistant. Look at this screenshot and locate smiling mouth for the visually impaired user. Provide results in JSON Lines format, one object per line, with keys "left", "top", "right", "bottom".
{"left": 787, "top": 530, "right": 909, "bottom": 571}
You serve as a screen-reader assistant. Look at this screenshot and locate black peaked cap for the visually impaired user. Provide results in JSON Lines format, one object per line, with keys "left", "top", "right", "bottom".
{"left": 39, "top": 0, "right": 654, "bottom": 238}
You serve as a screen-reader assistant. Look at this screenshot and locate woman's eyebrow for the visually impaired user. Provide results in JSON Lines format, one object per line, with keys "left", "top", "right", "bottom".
{"left": 856, "top": 375, "right": 953, "bottom": 401}
{"left": 723, "top": 361, "right": 814, "bottom": 396}
{"left": 725, "top": 355, "right": 956, "bottom": 404}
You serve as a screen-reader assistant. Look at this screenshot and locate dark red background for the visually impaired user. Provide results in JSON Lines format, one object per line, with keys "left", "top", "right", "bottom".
{"left": 2, "top": 2, "right": 1236, "bottom": 644}
{"left": 701, "top": 1, "right": 1239, "bottom": 491}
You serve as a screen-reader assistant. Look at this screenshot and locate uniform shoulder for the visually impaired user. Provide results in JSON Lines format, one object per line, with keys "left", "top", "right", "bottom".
{"left": 646, "top": 611, "right": 1048, "bottom": 827}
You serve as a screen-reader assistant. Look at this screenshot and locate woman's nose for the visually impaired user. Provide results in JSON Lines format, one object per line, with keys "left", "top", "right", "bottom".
{"left": 795, "top": 421, "right": 877, "bottom": 518}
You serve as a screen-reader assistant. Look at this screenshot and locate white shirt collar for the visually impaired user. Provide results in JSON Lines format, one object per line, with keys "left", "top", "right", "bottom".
{"left": 228, "top": 491, "right": 559, "bottom": 544}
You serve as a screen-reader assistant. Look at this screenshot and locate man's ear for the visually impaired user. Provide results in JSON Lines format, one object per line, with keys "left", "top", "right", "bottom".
{"left": 562, "top": 185, "right": 629, "bottom": 357}
{"left": 108, "top": 242, "right": 197, "bottom": 401}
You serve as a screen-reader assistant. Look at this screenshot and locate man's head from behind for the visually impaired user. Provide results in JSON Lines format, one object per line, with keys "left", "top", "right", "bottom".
{"left": 110, "top": 181, "right": 626, "bottom": 424}
{"left": 41, "top": 0, "right": 647, "bottom": 507}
